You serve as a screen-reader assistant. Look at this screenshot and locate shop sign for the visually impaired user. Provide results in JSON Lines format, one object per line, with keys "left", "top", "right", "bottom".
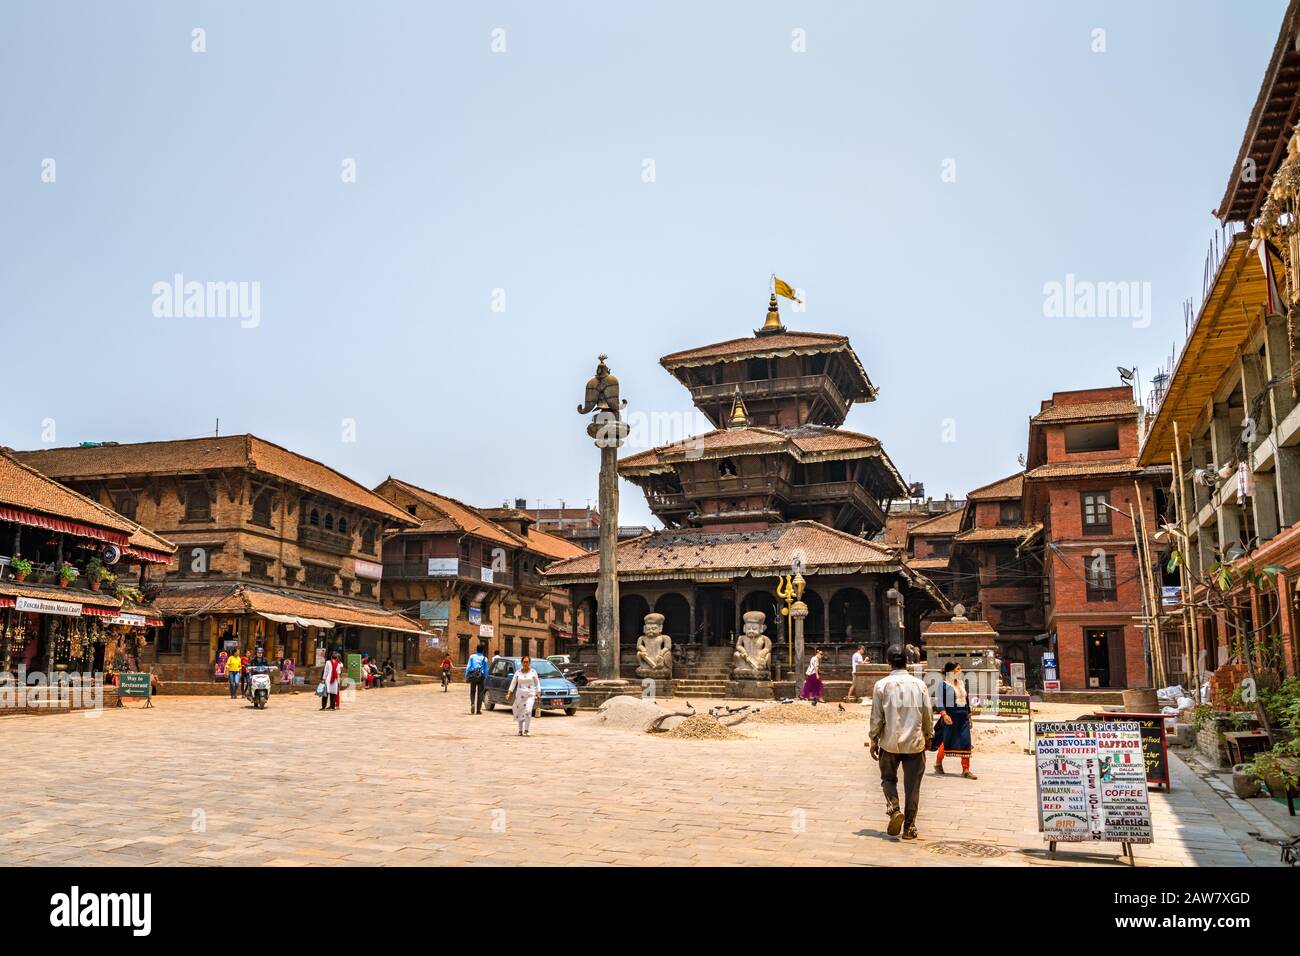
{"left": 16, "top": 596, "right": 82, "bottom": 617}
{"left": 427, "top": 558, "right": 458, "bottom": 577}
{"left": 346, "top": 653, "right": 362, "bottom": 683}
{"left": 420, "top": 600, "right": 450, "bottom": 624}
{"left": 480, "top": 567, "right": 494, "bottom": 584}
{"left": 1034, "top": 720, "right": 1152, "bottom": 845}
{"left": 468, "top": 606, "right": 482, "bottom": 626}
{"left": 479, "top": 624, "right": 493, "bottom": 638}
{"left": 355, "top": 560, "right": 383, "bottom": 580}
{"left": 107, "top": 613, "right": 148, "bottom": 627}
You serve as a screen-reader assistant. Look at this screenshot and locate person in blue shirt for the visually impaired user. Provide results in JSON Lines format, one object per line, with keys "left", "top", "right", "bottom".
{"left": 465, "top": 644, "right": 490, "bottom": 714}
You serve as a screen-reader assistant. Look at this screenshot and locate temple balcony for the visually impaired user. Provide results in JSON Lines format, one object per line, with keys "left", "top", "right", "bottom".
{"left": 689, "top": 374, "right": 850, "bottom": 427}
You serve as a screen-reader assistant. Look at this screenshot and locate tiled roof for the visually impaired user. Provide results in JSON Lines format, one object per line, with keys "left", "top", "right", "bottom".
{"left": 966, "top": 472, "right": 1024, "bottom": 501}
{"left": 0, "top": 579, "right": 122, "bottom": 609}
{"left": 523, "top": 527, "right": 586, "bottom": 561}
{"left": 0, "top": 451, "right": 141, "bottom": 537}
{"left": 953, "top": 523, "right": 1043, "bottom": 544}
{"left": 906, "top": 557, "right": 952, "bottom": 571}
{"left": 661, "top": 332, "right": 851, "bottom": 366}
{"left": 1030, "top": 400, "right": 1139, "bottom": 424}
{"left": 151, "top": 583, "right": 427, "bottom": 634}
{"left": 1024, "top": 460, "right": 1141, "bottom": 480}
{"left": 543, "top": 520, "right": 904, "bottom": 583}
{"left": 906, "top": 509, "right": 963, "bottom": 537}
{"left": 16, "top": 436, "right": 418, "bottom": 526}
{"left": 379, "top": 478, "right": 526, "bottom": 550}
{"left": 619, "top": 425, "right": 906, "bottom": 495}
{"left": 659, "top": 329, "right": 877, "bottom": 401}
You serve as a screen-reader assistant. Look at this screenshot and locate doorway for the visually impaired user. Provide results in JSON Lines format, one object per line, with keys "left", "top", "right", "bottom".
{"left": 1084, "top": 628, "right": 1125, "bottom": 689}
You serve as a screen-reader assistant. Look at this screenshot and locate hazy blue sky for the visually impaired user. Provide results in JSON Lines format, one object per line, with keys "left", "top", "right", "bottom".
{"left": 0, "top": 1, "right": 1284, "bottom": 526}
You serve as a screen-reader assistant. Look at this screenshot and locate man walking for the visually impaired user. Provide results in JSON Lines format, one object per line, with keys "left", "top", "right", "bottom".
{"left": 465, "top": 644, "right": 490, "bottom": 714}
{"left": 867, "top": 644, "right": 933, "bottom": 841}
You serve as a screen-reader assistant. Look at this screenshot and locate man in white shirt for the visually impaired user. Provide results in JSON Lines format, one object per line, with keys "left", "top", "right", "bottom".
{"left": 850, "top": 645, "right": 866, "bottom": 674}
{"left": 868, "top": 645, "right": 934, "bottom": 840}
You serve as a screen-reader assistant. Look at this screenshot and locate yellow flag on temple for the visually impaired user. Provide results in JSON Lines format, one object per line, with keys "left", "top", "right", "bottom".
{"left": 773, "top": 277, "right": 801, "bottom": 303}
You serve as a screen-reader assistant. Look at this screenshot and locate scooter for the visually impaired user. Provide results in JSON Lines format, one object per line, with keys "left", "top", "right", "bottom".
{"left": 562, "top": 666, "right": 588, "bottom": 687}
{"left": 248, "top": 666, "right": 272, "bottom": 709}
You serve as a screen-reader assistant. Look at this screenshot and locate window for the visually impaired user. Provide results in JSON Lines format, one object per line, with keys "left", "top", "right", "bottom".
{"left": 247, "top": 556, "right": 271, "bottom": 580}
{"left": 1085, "top": 553, "right": 1117, "bottom": 602}
{"left": 718, "top": 457, "right": 738, "bottom": 478}
{"left": 999, "top": 607, "right": 1027, "bottom": 627}
{"left": 406, "top": 504, "right": 418, "bottom": 516}
{"left": 746, "top": 357, "right": 775, "bottom": 380}
{"left": 304, "top": 564, "right": 337, "bottom": 591}
{"left": 999, "top": 501, "right": 1022, "bottom": 526}
{"left": 361, "top": 527, "right": 376, "bottom": 554}
{"left": 251, "top": 492, "right": 272, "bottom": 527}
{"left": 338, "top": 518, "right": 348, "bottom": 536}
{"left": 114, "top": 493, "right": 136, "bottom": 520}
{"left": 185, "top": 485, "right": 211, "bottom": 521}
{"left": 309, "top": 509, "right": 320, "bottom": 527}
{"left": 1064, "top": 422, "right": 1120, "bottom": 453}
{"left": 324, "top": 514, "right": 334, "bottom": 531}
{"left": 504, "top": 636, "right": 514, "bottom": 656}
{"left": 1081, "top": 492, "right": 1112, "bottom": 534}
{"left": 928, "top": 540, "right": 951, "bottom": 558}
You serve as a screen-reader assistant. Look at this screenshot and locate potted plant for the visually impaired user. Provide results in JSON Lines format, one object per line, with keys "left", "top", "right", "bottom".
{"left": 113, "top": 583, "right": 144, "bottom": 605}
{"left": 10, "top": 555, "right": 32, "bottom": 582}
{"left": 84, "top": 557, "right": 116, "bottom": 592}
{"left": 57, "top": 562, "right": 78, "bottom": 587}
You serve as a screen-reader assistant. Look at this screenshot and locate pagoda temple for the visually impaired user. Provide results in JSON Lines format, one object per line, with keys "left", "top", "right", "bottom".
{"left": 545, "top": 293, "right": 948, "bottom": 688}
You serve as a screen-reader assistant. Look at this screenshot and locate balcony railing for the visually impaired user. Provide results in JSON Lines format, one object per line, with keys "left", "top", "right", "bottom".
{"left": 298, "top": 525, "right": 354, "bottom": 556}
{"left": 382, "top": 559, "right": 512, "bottom": 588}
{"left": 689, "top": 374, "right": 849, "bottom": 416}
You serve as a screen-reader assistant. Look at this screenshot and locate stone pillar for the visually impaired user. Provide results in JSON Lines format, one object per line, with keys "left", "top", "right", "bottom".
{"left": 1209, "top": 402, "right": 1243, "bottom": 551}
{"left": 791, "top": 600, "right": 807, "bottom": 696}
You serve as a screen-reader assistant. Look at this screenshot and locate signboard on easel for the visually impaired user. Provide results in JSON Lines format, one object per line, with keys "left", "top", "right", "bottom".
{"left": 117, "top": 672, "right": 153, "bottom": 708}
{"left": 1034, "top": 720, "right": 1152, "bottom": 863}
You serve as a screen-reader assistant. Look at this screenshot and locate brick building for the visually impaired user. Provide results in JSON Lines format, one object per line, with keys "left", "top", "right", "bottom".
{"left": 373, "top": 479, "right": 586, "bottom": 671}
{"left": 948, "top": 472, "right": 1045, "bottom": 672}
{"left": 1023, "top": 389, "right": 1169, "bottom": 692}
{"left": 525, "top": 503, "right": 650, "bottom": 552}
{"left": 17, "top": 436, "right": 426, "bottom": 681}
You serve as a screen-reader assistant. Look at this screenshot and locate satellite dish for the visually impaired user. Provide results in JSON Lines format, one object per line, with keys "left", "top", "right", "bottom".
{"left": 102, "top": 544, "right": 121, "bottom": 565}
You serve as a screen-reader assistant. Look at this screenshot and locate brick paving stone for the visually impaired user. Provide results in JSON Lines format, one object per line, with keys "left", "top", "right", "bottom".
{"left": 1, "top": 686, "right": 1293, "bottom": 866}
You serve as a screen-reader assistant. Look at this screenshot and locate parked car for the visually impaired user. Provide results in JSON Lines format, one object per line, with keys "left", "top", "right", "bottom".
{"left": 546, "top": 654, "right": 588, "bottom": 686}
{"left": 484, "top": 657, "right": 579, "bottom": 716}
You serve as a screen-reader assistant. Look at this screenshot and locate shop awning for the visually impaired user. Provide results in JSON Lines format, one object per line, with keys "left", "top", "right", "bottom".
{"left": 258, "top": 611, "right": 336, "bottom": 629}
{"left": 0, "top": 505, "right": 131, "bottom": 547}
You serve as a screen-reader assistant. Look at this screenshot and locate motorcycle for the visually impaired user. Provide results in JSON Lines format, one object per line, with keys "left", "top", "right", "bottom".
{"left": 562, "top": 666, "right": 588, "bottom": 687}
{"left": 440, "top": 669, "right": 452, "bottom": 692}
{"left": 248, "top": 665, "right": 272, "bottom": 709}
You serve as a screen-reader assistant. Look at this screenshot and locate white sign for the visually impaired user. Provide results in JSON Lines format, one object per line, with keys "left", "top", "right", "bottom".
{"left": 479, "top": 624, "right": 494, "bottom": 638}
{"left": 1035, "top": 721, "right": 1152, "bottom": 845}
{"left": 107, "top": 613, "right": 148, "bottom": 627}
{"left": 480, "top": 567, "right": 494, "bottom": 584}
{"left": 354, "top": 559, "right": 383, "bottom": 580}
{"left": 15, "top": 596, "right": 82, "bottom": 617}
{"left": 427, "top": 558, "right": 458, "bottom": 577}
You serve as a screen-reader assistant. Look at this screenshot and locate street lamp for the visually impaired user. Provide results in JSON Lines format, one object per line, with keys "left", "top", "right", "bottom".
{"left": 577, "top": 355, "right": 630, "bottom": 686}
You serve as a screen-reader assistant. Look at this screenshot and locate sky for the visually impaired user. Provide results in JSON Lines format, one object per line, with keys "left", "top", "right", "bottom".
{"left": 0, "top": 1, "right": 1285, "bottom": 528}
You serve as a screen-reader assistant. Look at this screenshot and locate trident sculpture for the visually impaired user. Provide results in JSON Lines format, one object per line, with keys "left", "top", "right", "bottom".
{"left": 776, "top": 571, "right": 805, "bottom": 675}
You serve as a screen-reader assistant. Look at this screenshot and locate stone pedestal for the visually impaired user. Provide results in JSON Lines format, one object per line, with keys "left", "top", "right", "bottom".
{"left": 725, "top": 679, "right": 774, "bottom": 700}
{"left": 850, "top": 663, "right": 891, "bottom": 700}
{"left": 578, "top": 680, "right": 637, "bottom": 711}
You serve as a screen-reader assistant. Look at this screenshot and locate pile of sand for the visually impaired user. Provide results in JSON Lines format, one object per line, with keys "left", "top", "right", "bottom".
{"left": 596, "top": 695, "right": 682, "bottom": 732}
{"left": 749, "top": 702, "right": 865, "bottom": 725}
{"left": 664, "top": 714, "right": 747, "bottom": 740}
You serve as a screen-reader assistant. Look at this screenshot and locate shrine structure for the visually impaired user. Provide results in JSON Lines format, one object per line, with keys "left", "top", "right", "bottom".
{"left": 545, "top": 292, "right": 948, "bottom": 695}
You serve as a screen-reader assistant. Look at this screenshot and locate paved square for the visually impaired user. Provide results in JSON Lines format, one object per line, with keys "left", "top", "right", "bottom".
{"left": 0, "top": 685, "right": 1290, "bottom": 867}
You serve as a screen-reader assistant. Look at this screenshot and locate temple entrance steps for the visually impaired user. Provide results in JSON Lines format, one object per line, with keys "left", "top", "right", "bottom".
{"left": 669, "top": 678, "right": 729, "bottom": 699}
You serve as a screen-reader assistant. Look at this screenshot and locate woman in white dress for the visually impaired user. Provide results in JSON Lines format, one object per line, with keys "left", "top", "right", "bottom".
{"left": 506, "top": 656, "right": 541, "bottom": 736}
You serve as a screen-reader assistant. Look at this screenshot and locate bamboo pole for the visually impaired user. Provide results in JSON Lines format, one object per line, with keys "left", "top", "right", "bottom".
{"left": 1170, "top": 451, "right": 1195, "bottom": 686}
{"left": 1133, "top": 481, "right": 1166, "bottom": 688}
{"left": 1172, "top": 419, "right": 1201, "bottom": 687}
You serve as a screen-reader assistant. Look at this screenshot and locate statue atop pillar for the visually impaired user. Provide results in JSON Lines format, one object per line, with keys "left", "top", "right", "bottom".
{"left": 732, "top": 610, "right": 772, "bottom": 679}
{"left": 635, "top": 612, "right": 673, "bottom": 678}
